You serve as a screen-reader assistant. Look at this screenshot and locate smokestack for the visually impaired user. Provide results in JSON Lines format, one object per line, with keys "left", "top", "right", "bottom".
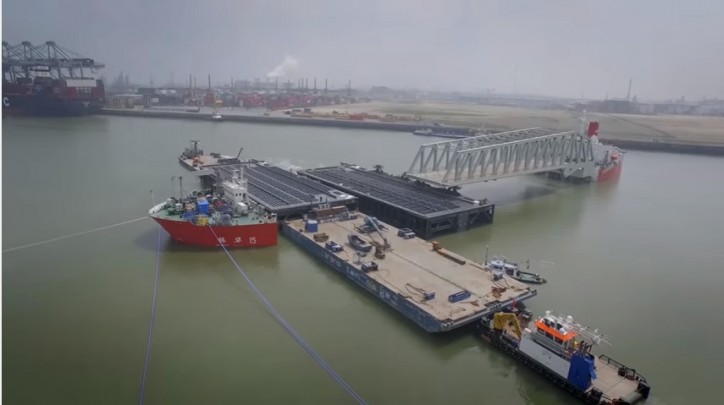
{"left": 626, "top": 78, "right": 633, "bottom": 101}
{"left": 189, "top": 74, "right": 192, "bottom": 89}
{"left": 305, "top": 78, "right": 308, "bottom": 89}
{"left": 193, "top": 76, "right": 196, "bottom": 89}
{"left": 208, "top": 74, "right": 211, "bottom": 90}
{"left": 314, "top": 77, "right": 317, "bottom": 91}
{"left": 325, "top": 78, "right": 328, "bottom": 92}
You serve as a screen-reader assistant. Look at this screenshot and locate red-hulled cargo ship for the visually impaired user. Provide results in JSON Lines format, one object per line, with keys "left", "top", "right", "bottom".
{"left": 3, "top": 41, "right": 105, "bottom": 116}
{"left": 587, "top": 121, "right": 625, "bottom": 182}
{"left": 149, "top": 171, "right": 278, "bottom": 247}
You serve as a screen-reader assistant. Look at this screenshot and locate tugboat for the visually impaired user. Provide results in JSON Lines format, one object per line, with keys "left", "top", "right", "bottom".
{"left": 210, "top": 111, "right": 224, "bottom": 121}
{"left": 149, "top": 169, "right": 277, "bottom": 247}
{"left": 478, "top": 310, "right": 651, "bottom": 404}
{"left": 484, "top": 247, "right": 547, "bottom": 284}
{"left": 347, "top": 233, "right": 373, "bottom": 252}
{"left": 487, "top": 257, "right": 547, "bottom": 284}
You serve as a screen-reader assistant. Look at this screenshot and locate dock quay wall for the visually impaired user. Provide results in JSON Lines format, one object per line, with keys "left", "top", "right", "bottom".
{"left": 101, "top": 108, "right": 724, "bottom": 156}
{"left": 602, "top": 138, "right": 724, "bottom": 156}
{"left": 99, "top": 108, "right": 471, "bottom": 133}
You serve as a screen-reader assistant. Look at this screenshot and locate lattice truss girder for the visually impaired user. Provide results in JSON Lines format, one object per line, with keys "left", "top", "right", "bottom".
{"left": 3, "top": 40, "right": 103, "bottom": 79}
{"left": 407, "top": 128, "right": 595, "bottom": 186}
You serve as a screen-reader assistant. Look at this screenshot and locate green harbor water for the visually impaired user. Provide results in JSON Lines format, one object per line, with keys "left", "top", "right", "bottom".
{"left": 3, "top": 115, "right": 723, "bottom": 404}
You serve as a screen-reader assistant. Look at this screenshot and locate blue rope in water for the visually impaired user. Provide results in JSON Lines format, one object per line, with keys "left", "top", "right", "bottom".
{"left": 207, "top": 226, "right": 368, "bottom": 405}
{"left": 139, "top": 227, "right": 163, "bottom": 405}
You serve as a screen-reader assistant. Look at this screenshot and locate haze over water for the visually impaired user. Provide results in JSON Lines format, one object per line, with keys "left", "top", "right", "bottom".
{"left": 3, "top": 115, "right": 723, "bottom": 404}
{"left": 5, "top": 1, "right": 724, "bottom": 100}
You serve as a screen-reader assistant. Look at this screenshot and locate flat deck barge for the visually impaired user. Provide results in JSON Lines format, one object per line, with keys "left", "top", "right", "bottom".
{"left": 282, "top": 213, "right": 537, "bottom": 332}
{"left": 300, "top": 164, "right": 495, "bottom": 239}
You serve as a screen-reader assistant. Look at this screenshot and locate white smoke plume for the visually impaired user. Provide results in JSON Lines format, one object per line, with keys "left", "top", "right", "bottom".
{"left": 266, "top": 55, "right": 299, "bottom": 78}
{"left": 263, "top": 158, "right": 305, "bottom": 173}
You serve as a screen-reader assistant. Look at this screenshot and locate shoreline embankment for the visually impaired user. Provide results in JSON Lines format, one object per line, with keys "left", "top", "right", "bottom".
{"left": 99, "top": 108, "right": 724, "bottom": 156}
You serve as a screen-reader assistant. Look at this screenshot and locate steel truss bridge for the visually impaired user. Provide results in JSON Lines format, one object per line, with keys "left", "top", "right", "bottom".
{"left": 406, "top": 127, "right": 598, "bottom": 188}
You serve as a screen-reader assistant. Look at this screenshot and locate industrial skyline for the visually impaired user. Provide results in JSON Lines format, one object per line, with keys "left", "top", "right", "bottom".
{"left": 4, "top": 0, "right": 724, "bottom": 100}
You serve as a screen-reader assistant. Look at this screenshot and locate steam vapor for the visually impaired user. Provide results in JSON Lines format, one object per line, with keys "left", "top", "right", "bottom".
{"left": 266, "top": 55, "right": 299, "bottom": 78}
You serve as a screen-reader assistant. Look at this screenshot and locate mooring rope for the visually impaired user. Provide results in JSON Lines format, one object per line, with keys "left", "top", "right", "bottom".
{"left": 138, "top": 226, "right": 162, "bottom": 405}
{"left": 207, "top": 226, "right": 367, "bottom": 405}
{"left": 139, "top": 192, "right": 163, "bottom": 405}
{"left": 2, "top": 216, "right": 148, "bottom": 253}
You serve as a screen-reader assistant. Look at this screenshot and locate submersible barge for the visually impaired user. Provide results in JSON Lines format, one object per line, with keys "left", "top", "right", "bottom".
{"left": 300, "top": 164, "right": 495, "bottom": 239}
{"left": 282, "top": 213, "right": 537, "bottom": 333}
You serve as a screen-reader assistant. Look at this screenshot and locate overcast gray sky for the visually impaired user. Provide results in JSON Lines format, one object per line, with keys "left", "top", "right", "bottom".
{"left": 4, "top": 0, "right": 723, "bottom": 100}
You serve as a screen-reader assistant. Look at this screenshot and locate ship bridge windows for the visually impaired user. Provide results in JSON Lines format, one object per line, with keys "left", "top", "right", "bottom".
{"left": 536, "top": 319, "right": 577, "bottom": 344}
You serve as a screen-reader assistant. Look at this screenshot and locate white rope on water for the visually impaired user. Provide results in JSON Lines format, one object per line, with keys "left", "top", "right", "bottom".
{"left": 138, "top": 226, "right": 163, "bottom": 405}
{"left": 2, "top": 216, "right": 149, "bottom": 253}
{"left": 138, "top": 190, "right": 163, "bottom": 404}
{"left": 208, "top": 226, "right": 368, "bottom": 405}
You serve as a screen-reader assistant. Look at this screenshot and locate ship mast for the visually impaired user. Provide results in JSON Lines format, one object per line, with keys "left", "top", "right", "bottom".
{"left": 578, "top": 109, "right": 588, "bottom": 136}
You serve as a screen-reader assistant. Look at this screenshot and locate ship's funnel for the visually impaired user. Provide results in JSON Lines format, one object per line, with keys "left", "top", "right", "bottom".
{"left": 587, "top": 122, "right": 600, "bottom": 137}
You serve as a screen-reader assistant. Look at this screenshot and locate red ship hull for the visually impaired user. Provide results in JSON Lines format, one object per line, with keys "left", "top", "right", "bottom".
{"left": 152, "top": 216, "right": 278, "bottom": 247}
{"left": 597, "top": 155, "right": 623, "bottom": 182}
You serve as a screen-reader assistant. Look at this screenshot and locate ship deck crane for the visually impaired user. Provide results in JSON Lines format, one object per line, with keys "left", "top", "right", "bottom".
{"left": 365, "top": 216, "right": 390, "bottom": 250}
{"left": 493, "top": 312, "right": 523, "bottom": 339}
